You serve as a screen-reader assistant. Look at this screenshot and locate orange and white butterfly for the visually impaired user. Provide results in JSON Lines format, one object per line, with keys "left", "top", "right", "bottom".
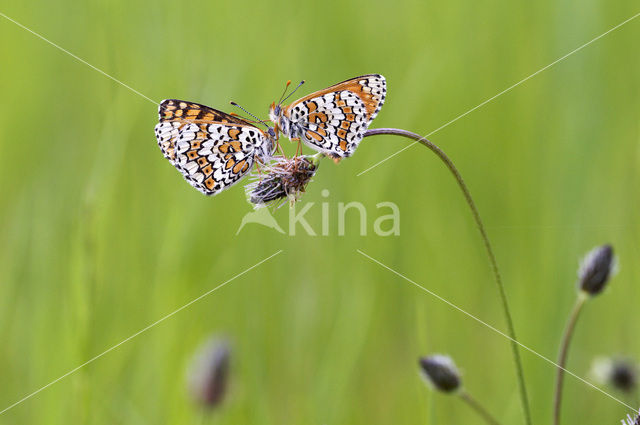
{"left": 269, "top": 74, "right": 386, "bottom": 159}
{"left": 154, "top": 100, "right": 277, "bottom": 195}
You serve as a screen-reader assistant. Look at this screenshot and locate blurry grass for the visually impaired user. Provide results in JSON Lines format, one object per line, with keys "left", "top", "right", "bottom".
{"left": 0, "top": 0, "right": 639, "bottom": 424}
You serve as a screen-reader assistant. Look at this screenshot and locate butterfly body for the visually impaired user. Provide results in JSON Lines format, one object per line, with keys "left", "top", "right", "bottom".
{"left": 269, "top": 74, "right": 386, "bottom": 158}
{"left": 154, "top": 100, "right": 276, "bottom": 196}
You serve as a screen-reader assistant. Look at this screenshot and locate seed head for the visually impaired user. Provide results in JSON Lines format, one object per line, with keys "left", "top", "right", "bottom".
{"left": 578, "top": 244, "right": 616, "bottom": 296}
{"left": 591, "top": 356, "right": 637, "bottom": 393}
{"left": 418, "top": 354, "right": 461, "bottom": 393}
{"left": 245, "top": 155, "right": 319, "bottom": 208}
{"left": 186, "top": 337, "right": 230, "bottom": 409}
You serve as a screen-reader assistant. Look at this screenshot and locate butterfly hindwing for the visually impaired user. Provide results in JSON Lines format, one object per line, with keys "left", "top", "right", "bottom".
{"left": 295, "top": 90, "right": 369, "bottom": 157}
{"left": 155, "top": 99, "right": 253, "bottom": 164}
{"left": 172, "top": 122, "right": 258, "bottom": 195}
{"left": 155, "top": 120, "right": 182, "bottom": 164}
{"left": 154, "top": 99, "right": 269, "bottom": 196}
{"left": 283, "top": 74, "right": 386, "bottom": 157}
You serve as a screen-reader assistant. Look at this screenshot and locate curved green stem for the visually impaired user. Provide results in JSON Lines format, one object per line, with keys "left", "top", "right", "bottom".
{"left": 553, "top": 292, "right": 588, "bottom": 425}
{"left": 363, "top": 128, "right": 532, "bottom": 425}
{"left": 459, "top": 391, "right": 503, "bottom": 425}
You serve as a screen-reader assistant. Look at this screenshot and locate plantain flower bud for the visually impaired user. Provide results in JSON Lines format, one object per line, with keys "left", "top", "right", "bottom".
{"left": 578, "top": 244, "right": 615, "bottom": 296}
{"left": 418, "top": 354, "right": 461, "bottom": 393}
{"left": 186, "top": 337, "right": 230, "bottom": 409}
{"left": 591, "top": 356, "right": 637, "bottom": 393}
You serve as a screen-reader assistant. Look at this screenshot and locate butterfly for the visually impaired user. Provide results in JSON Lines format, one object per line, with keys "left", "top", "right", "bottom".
{"left": 154, "top": 99, "right": 277, "bottom": 195}
{"left": 269, "top": 74, "right": 386, "bottom": 159}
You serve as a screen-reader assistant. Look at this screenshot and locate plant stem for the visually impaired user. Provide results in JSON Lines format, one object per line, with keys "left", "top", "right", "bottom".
{"left": 459, "top": 391, "right": 503, "bottom": 425}
{"left": 363, "top": 128, "right": 532, "bottom": 425}
{"left": 552, "top": 292, "right": 588, "bottom": 425}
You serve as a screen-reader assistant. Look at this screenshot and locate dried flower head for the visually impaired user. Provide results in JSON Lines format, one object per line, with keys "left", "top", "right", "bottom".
{"left": 591, "top": 356, "right": 637, "bottom": 393}
{"left": 186, "top": 337, "right": 230, "bottom": 409}
{"left": 245, "top": 155, "right": 319, "bottom": 208}
{"left": 418, "top": 354, "right": 461, "bottom": 393}
{"left": 578, "top": 244, "right": 616, "bottom": 296}
{"left": 621, "top": 410, "right": 640, "bottom": 425}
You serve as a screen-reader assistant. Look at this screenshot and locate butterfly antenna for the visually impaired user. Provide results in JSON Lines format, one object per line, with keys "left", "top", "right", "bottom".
{"left": 279, "top": 80, "right": 305, "bottom": 106}
{"left": 230, "top": 101, "right": 269, "bottom": 129}
{"left": 277, "top": 80, "right": 292, "bottom": 104}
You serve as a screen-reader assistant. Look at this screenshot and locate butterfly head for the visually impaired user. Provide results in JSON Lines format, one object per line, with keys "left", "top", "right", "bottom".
{"left": 269, "top": 101, "right": 282, "bottom": 130}
{"left": 252, "top": 127, "right": 277, "bottom": 162}
{"left": 270, "top": 80, "right": 304, "bottom": 129}
{"left": 268, "top": 100, "right": 278, "bottom": 118}
{"left": 266, "top": 126, "right": 279, "bottom": 149}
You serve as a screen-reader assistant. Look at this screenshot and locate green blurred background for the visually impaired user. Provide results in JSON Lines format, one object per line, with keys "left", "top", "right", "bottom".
{"left": 0, "top": 0, "right": 639, "bottom": 423}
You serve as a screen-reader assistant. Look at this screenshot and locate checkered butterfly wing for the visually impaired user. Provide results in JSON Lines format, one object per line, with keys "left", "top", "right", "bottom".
{"left": 154, "top": 99, "right": 268, "bottom": 195}
{"left": 284, "top": 74, "right": 386, "bottom": 158}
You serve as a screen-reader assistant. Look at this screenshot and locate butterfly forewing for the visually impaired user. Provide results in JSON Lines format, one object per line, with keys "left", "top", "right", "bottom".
{"left": 154, "top": 99, "right": 270, "bottom": 196}
{"left": 282, "top": 74, "right": 386, "bottom": 158}
{"left": 158, "top": 99, "right": 252, "bottom": 125}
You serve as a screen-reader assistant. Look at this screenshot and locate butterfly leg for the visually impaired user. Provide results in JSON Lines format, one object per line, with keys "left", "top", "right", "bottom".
{"left": 276, "top": 141, "right": 287, "bottom": 158}
{"left": 290, "top": 137, "right": 302, "bottom": 157}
